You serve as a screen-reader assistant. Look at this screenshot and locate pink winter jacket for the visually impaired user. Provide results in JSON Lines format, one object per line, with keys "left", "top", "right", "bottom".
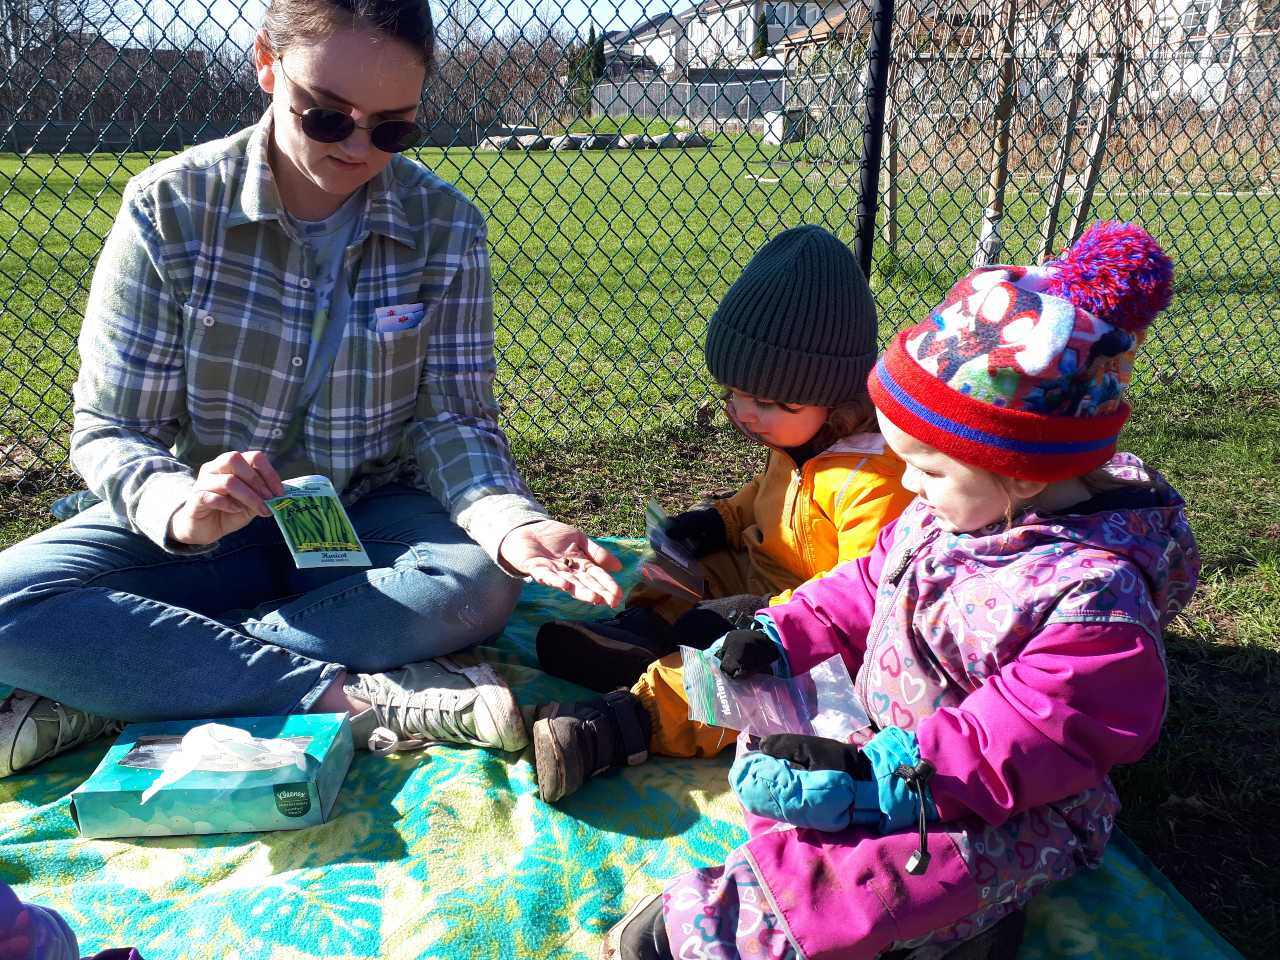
{"left": 742, "top": 454, "right": 1200, "bottom": 958}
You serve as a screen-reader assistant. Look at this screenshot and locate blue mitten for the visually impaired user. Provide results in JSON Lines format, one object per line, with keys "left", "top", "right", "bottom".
{"left": 729, "top": 728, "right": 939, "bottom": 834}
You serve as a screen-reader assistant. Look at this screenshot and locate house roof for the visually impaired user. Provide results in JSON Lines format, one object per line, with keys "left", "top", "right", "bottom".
{"left": 610, "top": 11, "right": 681, "bottom": 45}
{"left": 671, "top": 0, "right": 753, "bottom": 20}
{"left": 779, "top": 9, "right": 861, "bottom": 47}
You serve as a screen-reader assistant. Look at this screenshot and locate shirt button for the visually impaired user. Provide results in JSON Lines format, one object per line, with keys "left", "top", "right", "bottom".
{"left": 300, "top": 278, "right": 313, "bottom": 289}
{"left": 291, "top": 356, "right": 304, "bottom": 367}
{"left": 271, "top": 428, "right": 284, "bottom": 439}
{"left": 200, "top": 314, "right": 214, "bottom": 326}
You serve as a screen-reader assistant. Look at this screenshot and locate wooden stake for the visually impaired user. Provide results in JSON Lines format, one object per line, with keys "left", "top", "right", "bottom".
{"left": 883, "top": 116, "right": 898, "bottom": 257}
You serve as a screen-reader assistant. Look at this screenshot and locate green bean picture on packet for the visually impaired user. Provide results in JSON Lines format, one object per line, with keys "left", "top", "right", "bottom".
{"left": 266, "top": 475, "right": 371, "bottom": 569}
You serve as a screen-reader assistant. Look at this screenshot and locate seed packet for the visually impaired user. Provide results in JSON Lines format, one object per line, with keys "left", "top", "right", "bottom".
{"left": 266, "top": 475, "right": 371, "bottom": 568}
{"left": 680, "top": 646, "right": 872, "bottom": 742}
{"left": 642, "top": 501, "right": 706, "bottom": 600}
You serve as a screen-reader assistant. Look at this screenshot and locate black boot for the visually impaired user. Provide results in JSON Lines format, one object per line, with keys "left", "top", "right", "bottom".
{"left": 604, "top": 894, "right": 671, "bottom": 960}
{"left": 940, "top": 909, "right": 1026, "bottom": 959}
{"left": 882, "top": 908, "right": 1026, "bottom": 960}
{"left": 536, "top": 607, "right": 675, "bottom": 692}
{"left": 531, "top": 689, "right": 652, "bottom": 802}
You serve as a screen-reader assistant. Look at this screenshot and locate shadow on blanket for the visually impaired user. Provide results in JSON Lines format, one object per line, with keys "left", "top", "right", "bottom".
{"left": 0, "top": 539, "right": 1243, "bottom": 959}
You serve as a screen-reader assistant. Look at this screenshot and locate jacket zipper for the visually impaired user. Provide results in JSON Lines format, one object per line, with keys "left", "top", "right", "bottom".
{"left": 859, "top": 527, "right": 940, "bottom": 719}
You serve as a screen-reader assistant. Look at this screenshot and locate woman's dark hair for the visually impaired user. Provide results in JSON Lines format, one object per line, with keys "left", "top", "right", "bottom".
{"left": 264, "top": 1, "right": 435, "bottom": 67}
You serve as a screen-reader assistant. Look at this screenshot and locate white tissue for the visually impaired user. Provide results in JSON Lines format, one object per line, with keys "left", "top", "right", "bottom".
{"left": 139, "top": 723, "right": 307, "bottom": 804}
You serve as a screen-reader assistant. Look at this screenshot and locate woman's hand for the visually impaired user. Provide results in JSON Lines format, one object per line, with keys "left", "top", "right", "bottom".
{"left": 168, "top": 450, "right": 286, "bottom": 546}
{"left": 499, "top": 519, "right": 623, "bottom": 607}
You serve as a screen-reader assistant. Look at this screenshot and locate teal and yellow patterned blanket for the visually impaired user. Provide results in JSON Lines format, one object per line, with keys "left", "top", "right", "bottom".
{"left": 0, "top": 541, "right": 1240, "bottom": 959}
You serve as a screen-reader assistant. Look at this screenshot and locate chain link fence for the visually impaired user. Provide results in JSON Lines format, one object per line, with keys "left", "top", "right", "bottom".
{"left": 2, "top": 0, "right": 1278, "bottom": 495}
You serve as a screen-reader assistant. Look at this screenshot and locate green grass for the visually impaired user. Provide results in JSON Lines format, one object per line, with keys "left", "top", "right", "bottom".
{"left": 1, "top": 146, "right": 1279, "bottom": 958}
{"left": 1, "top": 386, "right": 1277, "bottom": 958}
{"left": 4, "top": 143, "right": 1279, "bottom": 457}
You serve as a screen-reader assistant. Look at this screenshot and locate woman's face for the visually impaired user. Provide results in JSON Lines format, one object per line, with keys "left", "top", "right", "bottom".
{"left": 255, "top": 28, "right": 425, "bottom": 213}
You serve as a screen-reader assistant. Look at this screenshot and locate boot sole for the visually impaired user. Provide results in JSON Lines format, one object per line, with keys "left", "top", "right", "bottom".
{"left": 536, "top": 622, "right": 664, "bottom": 693}
{"left": 531, "top": 716, "right": 571, "bottom": 803}
{"left": 439, "top": 657, "right": 529, "bottom": 753}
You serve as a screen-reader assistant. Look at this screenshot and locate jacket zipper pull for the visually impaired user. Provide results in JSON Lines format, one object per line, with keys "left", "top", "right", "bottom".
{"left": 893, "top": 758, "right": 936, "bottom": 875}
{"left": 887, "top": 546, "right": 914, "bottom": 585}
{"left": 887, "top": 527, "right": 941, "bottom": 586}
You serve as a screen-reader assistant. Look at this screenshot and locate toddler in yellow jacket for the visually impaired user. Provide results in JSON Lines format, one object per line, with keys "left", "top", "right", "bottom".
{"left": 532, "top": 225, "right": 914, "bottom": 801}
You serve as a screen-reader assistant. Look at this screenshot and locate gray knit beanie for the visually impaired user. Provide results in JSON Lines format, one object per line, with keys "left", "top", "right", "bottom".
{"left": 704, "top": 225, "right": 877, "bottom": 407}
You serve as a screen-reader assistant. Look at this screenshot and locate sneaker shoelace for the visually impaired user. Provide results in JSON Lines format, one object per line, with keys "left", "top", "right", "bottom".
{"left": 363, "top": 686, "right": 475, "bottom": 755}
{"left": 38, "top": 704, "right": 117, "bottom": 758}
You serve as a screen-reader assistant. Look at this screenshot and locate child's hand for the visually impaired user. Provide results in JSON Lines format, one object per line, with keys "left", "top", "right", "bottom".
{"left": 664, "top": 507, "right": 727, "bottom": 557}
{"left": 669, "top": 594, "right": 770, "bottom": 647}
{"left": 731, "top": 728, "right": 938, "bottom": 836}
{"left": 758, "top": 734, "right": 869, "bottom": 777}
{"left": 716, "top": 628, "right": 782, "bottom": 677}
{"left": 730, "top": 741, "right": 874, "bottom": 833}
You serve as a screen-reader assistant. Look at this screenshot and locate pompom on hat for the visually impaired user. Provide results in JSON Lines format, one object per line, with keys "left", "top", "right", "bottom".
{"left": 868, "top": 222, "right": 1173, "bottom": 482}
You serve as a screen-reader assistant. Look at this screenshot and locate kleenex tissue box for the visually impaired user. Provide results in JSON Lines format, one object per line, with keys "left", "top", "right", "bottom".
{"left": 70, "top": 713, "right": 352, "bottom": 839}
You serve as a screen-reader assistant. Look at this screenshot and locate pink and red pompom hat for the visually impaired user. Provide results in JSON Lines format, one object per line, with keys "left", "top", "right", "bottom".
{"left": 869, "top": 221, "right": 1174, "bottom": 482}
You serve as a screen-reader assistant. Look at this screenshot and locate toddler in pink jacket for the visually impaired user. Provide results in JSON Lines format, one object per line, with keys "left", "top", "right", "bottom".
{"left": 603, "top": 223, "right": 1200, "bottom": 960}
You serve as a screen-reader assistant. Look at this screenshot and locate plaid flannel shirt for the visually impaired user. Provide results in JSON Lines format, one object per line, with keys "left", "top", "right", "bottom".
{"left": 72, "top": 114, "right": 547, "bottom": 560}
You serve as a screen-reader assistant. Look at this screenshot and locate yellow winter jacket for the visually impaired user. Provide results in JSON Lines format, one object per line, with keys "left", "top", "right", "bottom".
{"left": 711, "top": 432, "right": 915, "bottom": 605}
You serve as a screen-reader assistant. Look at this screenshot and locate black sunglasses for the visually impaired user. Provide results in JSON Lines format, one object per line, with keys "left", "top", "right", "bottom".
{"left": 276, "top": 57, "right": 424, "bottom": 154}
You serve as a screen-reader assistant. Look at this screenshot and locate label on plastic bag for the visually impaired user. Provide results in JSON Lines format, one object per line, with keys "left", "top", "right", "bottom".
{"left": 680, "top": 646, "right": 871, "bottom": 741}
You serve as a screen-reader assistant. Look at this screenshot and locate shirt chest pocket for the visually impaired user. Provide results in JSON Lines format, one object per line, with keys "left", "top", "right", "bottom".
{"left": 331, "top": 306, "right": 433, "bottom": 441}
{"left": 182, "top": 302, "right": 289, "bottom": 434}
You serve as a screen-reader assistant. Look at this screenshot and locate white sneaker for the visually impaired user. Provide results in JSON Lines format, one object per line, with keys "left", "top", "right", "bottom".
{"left": 345, "top": 656, "right": 527, "bottom": 754}
{"left": 0, "top": 690, "right": 121, "bottom": 778}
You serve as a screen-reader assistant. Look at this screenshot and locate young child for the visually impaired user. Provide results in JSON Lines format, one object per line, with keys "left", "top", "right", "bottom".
{"left": 0, "top": 880, "right": 142, "bottom": 960}
{"left": 602, "top": 222, "right": 1200, "bottom": 960}
{"left": 531, "top": 225, "right": 915, "bottom": 801}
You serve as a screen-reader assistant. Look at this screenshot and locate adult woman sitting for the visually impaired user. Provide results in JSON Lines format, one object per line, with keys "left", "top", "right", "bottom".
{"left": 0, "top": 0, "right": 619, "bottom": 776}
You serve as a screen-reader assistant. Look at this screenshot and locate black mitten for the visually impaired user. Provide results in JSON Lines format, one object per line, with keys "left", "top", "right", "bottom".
{"left": 758, "top": 733, "right": 871, "bottom": 779}
{"left": 663, "top": 507, "right": 728, "bottom": 557}
{"left": 669, "top": 594, "right": 770, "bottom": 649}
{"left": 716, "top": 628, "right": 782, "bottom": 678}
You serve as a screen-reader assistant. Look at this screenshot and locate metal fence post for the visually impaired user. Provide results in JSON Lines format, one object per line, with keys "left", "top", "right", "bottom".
{"left": 855, "top": 0, "right": 896, "bottom": 278}
{"left": 974, "top": 0, "right": 1019, "bottom": 268}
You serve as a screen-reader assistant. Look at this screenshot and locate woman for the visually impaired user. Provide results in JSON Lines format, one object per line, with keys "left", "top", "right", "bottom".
{"left": 0, "top": 0, "right": 620, "bottom": 777}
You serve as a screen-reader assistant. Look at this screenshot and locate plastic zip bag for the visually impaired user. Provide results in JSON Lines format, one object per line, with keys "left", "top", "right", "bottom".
{"left": 680, "top": 646, "right": 871, "bottom": 742}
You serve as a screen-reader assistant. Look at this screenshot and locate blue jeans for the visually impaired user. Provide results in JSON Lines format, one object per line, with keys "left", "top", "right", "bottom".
{"left": 0, "top": 484, "right": 521, "bottom": 720}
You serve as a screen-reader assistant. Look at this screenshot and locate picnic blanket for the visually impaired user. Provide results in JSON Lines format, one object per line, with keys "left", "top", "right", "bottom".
{"left": 0, "top": 540, "right": 1241, "bottom": 959}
